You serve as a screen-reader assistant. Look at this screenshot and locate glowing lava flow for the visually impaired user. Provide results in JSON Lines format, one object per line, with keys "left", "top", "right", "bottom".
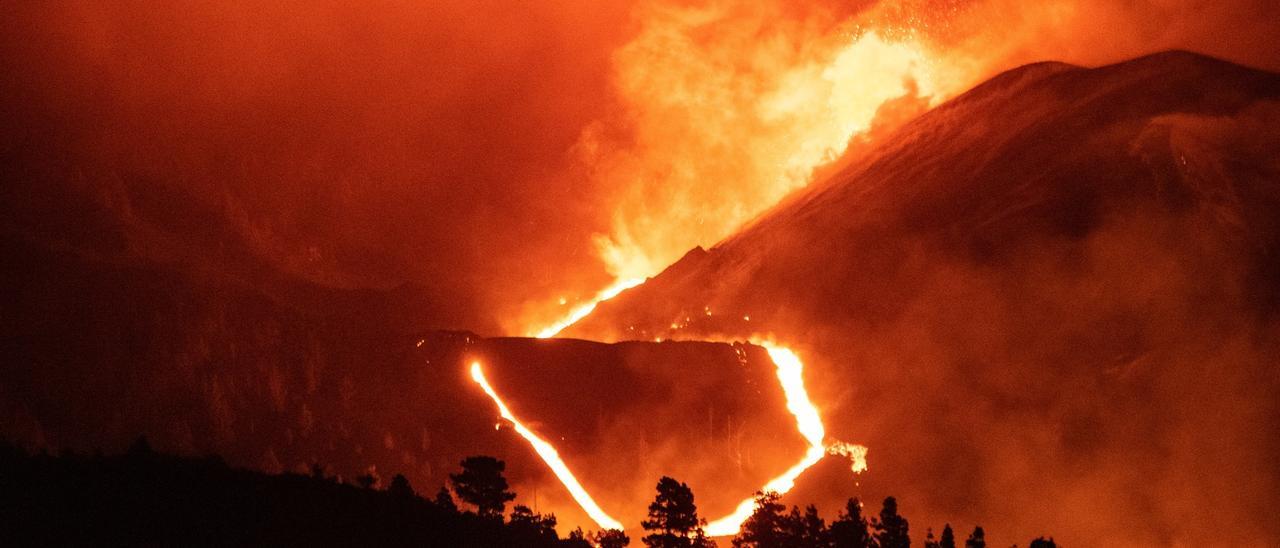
{"left": 704, "top": 344, "right": 867, "bottom": 537}
{"left": 501, "top": 281, "right": 867, "bottom": 536}
{"left": 469, "top": 361, "right": 625, "bottom": 531}
{"left": 474, "top": 330, "right": 867, "bottom": 536}
{"left": 534, "top": 277, "right": 645, "bottom": 338}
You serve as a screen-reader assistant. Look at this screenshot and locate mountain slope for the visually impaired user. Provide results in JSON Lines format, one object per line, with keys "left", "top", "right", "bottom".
{"left": 566, "top": 51, "right": 1280, "bottom": 545}
{"left": 0, "top": 171, "right": 810, "bottom": 530}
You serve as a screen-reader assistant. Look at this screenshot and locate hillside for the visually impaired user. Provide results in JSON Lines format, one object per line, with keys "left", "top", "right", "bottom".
{"left": 565, "top": 51, "right": 1280, "bottom": 545}
{"left": 0, "top": 154, "right": 813, "bottom": 529}
{"left": 0, "top": 440, "right": 589, "bottom": 547}
{"left": 0, "top": 242, "right": 801, "bottom": 534}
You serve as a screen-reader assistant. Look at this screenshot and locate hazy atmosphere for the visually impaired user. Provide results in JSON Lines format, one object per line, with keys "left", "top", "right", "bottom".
{"left": 3, "top": 1, "right": 1279, "bottom": 546}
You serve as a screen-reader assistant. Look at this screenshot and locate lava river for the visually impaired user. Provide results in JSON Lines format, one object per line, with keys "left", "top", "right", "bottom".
{"left": 469, "top": 290, "right": 868, "bottom": 536}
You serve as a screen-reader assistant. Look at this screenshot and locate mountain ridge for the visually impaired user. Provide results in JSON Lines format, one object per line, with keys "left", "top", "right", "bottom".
{"left": 564, "top": 50, "right": 1280, "bottom": 546}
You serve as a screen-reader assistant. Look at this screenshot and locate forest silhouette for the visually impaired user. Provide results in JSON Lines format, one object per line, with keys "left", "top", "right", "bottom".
{"left": 0, "top": 438, "right": 1058, "bottom": 547}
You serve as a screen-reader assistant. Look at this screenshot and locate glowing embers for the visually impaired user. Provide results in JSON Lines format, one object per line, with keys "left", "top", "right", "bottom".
{"left": 704, "top": 344, "right": 867, "bottom": 536}
{"left": 468, "top": 361, "right": 625, "bottom": 530}
{"left": 534, "top": 277, "right": 645, "bottom": 339}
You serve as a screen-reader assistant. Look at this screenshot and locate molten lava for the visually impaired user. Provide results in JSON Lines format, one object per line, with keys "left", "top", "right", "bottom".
{"left": 491, "top": 16, "right": 921, "bottom": 537}
{"left": 704, "top": 344, "right": 867, "bottom": 537}
{"left": 471, "top": 330, "right": 867, "bottom": 536}
{"left": 469, "top": 361, "right": 625, "bottom": 531}
{"left": 534, "top": 277, "right": 645, "bottom": 338}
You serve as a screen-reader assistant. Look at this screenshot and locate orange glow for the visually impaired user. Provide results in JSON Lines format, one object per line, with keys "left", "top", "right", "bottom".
{"left": 469, "top": 361, "right": 624, "bottom": 531}
{"left": 510, "top": 17, "right": 930, "bottom": 532}
{"left": 533, "top": 277, "right": 645, "bottom": 338}
{"left": 474, "top": 333, "right": 866, "bottom": 536}
{"left": 582, "top": 22, "right": 954, "bottom": 295}
{"left": 827, "top": 441, "right": 870, "bottom": 475}
{"left": 705, "top": 344, "right": 867, "bottom": 537}
{"left": 514, "top": 237, "right": 869, "bottom": 536}
{"left": 522, "top": 24, "right": 958, "bottom": 341}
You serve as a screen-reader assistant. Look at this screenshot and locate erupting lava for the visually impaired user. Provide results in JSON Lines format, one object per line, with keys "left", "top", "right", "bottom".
{"left": 469, "top": 361, "right": 625, "bottom": 531}
{"left": 480, "top": 19, "right": 921, "bottom": 536}
{"left": 534, "top": 278, "right": 645, "bottom": 338}
{"left": 578, "top": 26, "right": 951, "bottom": 301}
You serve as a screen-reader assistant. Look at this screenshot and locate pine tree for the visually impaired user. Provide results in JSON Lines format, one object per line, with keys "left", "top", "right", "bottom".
{"left": 508, "top": 504, "right": 559, "bottom": 544}
{"left": 829, "top": 498, "right": 872, "bottom": 548}
{"left": 1028, "top": 537, "right": 1056, "bottom": 548}
{"left": 641, "top": 477, "right": 713, "bottom": 547}
{"left": 793, "top": 504, "right": 829, "bottom": 547}
{"left": 873, "top": 497, "right": 910, "bottom": 548}
{"left": 387, "top": 474, "right": 414, "bottom": 499}
{"left": 595, "top": 528, "right": 632, "bottom": 548}
{"left": 564, "top": 528, "right": 594, "bottom": 548}
{"left": 940, "top": 524, "right": 956, "bottom": 548}
{"left": 924, "top": 528, "right": 940, "bottom": 548}
{"left": 434, "top": 486, "right": 458, "bottom": 514}
{"left": 448, "top": 456, "right": 516, "bottom": 519}
{"left": 733, "top": 492, "right": 788, "bottom": 547}
{"left": 965, "top": 526, "right": 986, "bottom": 548}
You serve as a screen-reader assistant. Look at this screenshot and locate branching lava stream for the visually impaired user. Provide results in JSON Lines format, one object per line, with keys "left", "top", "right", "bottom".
{"left": 470, "top": 289, "right": 867, "bottom": 535}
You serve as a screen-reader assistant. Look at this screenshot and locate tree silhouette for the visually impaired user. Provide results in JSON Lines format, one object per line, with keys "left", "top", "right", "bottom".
{"left": 561, "top": 528, "right": 596, "bottom": 547}
{"left": 734, "top": 491, "right": 789, "bottom": 547}
{"left": 873, "top": 497, "right": 909, "bottom": 548}
{"left": 829, "top": 497, "right": 872, "bottom": 548}
{"left": 449, "top": 456, "right": 516, "bottom": 519}
{"left": 965, "top": 526, "right": 986, "bottom": 548}
{"left": 1, "top": 438, "right": 1069, "bottom": 547}
{"left": 595, "top": 528, "right": 632, "bottom": 547}
{"left": 1028, "top": 537, "right": 1057, "bottom": 548}
{"left": 940, "top": 524, "right": 956, "bottom": 548}
{"left": 641, "top": 477, "right": 713, "bottom": 547}
{"left": 434, "top": 486, "right": 458, "bottom": 514}
{"left": 737, "top": 497, "right": 829, "bottom": 548}
{"left": 925, "top": 528, "right": 940, "bottom": 548}
{"left": 0, "top": 441, "right": 618, "bottom": 546}
{"left": 387, "top": 473, "right": 413, "bottom": 498}
{"left": 791, "top": 505, "right": 828, "bottom": 547}
{"left": 508, "top": 504, "right": 559, "bottom": 544}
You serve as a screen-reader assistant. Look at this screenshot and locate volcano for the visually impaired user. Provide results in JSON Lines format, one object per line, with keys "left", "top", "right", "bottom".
{"left": 564, "top": 51, "right": 1280, "bottom": 545}
{"left": 4, "top": 49, "right": 1279, "bottom": 546}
